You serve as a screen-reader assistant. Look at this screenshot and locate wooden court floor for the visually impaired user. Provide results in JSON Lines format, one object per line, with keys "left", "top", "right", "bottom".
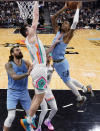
{"left": 0, "top": 28, "right": 100, "bottom": 90}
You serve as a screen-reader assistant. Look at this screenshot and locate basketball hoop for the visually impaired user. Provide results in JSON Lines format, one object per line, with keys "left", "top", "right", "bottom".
{"left": 17, "top": 1, "right": 35, "bottom": 20}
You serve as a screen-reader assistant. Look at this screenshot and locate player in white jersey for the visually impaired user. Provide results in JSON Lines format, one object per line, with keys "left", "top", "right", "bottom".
{"left": 20, "top": 2, "right": 47, "bottom": 131}
{"left": 35, "top": 54, "right": 58, "bottom": 131}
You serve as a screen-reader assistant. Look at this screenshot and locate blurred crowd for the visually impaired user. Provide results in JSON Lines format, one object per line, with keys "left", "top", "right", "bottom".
{"left": 0, "top": 1, "right": 45, "bottom": 28}
{"left": 0, "top": 2, "right": 20, "bottom": 27}
{"left": 0, "top": 1, "right": 100, "bottom": 30}
{"left": 47, "top": 1, "right": 100, "bottom": 30}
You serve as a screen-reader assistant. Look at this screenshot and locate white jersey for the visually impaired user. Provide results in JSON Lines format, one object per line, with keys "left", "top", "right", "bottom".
{"left": 25, "top": 37, "right": 46, "bottom": 66}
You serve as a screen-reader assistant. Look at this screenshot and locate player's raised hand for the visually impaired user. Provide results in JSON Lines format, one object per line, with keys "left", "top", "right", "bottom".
{"left": 77, "top": 2, "right": 82, "bottom": 9}
{"left": 64, "top": 2, "right": 68, "bottom": 9}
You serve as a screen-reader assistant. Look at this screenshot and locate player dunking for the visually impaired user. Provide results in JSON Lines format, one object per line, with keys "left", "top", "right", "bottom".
{"left": 50, "top": 2, "right": 94, "bottom": 106}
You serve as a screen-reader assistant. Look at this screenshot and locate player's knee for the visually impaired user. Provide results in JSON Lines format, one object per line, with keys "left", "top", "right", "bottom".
{"left": 51, "top": 105, "right": 58, "bottom": 113}
{"left": 4, "top": 110, "right": 16, "bottom": 127}
{"left": 41, "top": 104, "right": 48, "bottom": 114}
{"left": 42, "top": 109, "right": 48, "bottom": 115}
{"left": 65, "top": 79, "right": 71, "bottom": 86}
{"left": 36, "top": 93, "right": 45, "bottom": 104}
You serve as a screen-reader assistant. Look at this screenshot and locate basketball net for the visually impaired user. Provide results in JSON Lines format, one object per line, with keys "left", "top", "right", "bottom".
{"left": 17, "top": 1, "right": 35, "bottom": 20}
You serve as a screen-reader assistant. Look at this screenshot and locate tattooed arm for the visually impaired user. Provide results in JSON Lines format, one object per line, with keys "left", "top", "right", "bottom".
{"left": 5, "top": 62, "right": 30, "bottom": 80}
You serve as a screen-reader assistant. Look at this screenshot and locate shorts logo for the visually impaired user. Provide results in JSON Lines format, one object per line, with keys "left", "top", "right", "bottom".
{"left": 38, "top": 80, "right": 45, "bottom": 87}
{"left": 62, "top": 70, "right": 69, "bottom": 77}
{"left": 35, "top": 77, "right": 47, "bottom": 90}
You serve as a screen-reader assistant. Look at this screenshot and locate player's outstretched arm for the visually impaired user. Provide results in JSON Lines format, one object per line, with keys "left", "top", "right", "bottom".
{"left": 46, "top": 34, "right": 62, "bottom": 56}
{"left": 64, "top": 2, "right": 82, "bottom": 44}
{"left": 70, "top": 2, "right": 82, "bottom": 30}
{"left": 46, "top": 43, "right": 57, "bottom": 56}
{"left": 31, "top": 1, "right": 39, "bottom": 30}
{"left": 28, "top": 1, "right": 39, "bottom": 37}
{"left": 51, "top": 3, "right": 68, "bottom": 34}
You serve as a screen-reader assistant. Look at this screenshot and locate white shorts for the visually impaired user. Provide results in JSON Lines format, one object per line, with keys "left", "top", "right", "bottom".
{"left": 30, "top": 64, "right": 47, "bottom": 94}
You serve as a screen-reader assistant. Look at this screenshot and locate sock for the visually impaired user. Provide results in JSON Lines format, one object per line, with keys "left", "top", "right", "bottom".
{"left": 45, "top": 118, "right": 50, "bottom": 122}
{"left": 77, "top": 95, "right": 83, "bottom": 101}
{"left": 25, "top": 110, "right": 36, "bottom": 119}
{"left": 33, "top": 114, "right": 36, "bottom": 119}
{"left": 27, "top": 116, "right": 33, "bottom": 124}
{"left": 38, "top": 126, "right": 41, "bottom": 129}
{"left": 82, "top": 86, "right": 87, "bottom": 93}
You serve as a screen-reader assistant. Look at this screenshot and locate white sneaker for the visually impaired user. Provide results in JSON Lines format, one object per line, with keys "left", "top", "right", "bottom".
{"left": 76, "top": 96, "right": 87, "bottom": 107}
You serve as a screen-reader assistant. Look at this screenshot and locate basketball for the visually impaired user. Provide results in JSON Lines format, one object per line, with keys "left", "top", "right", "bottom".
{"left": 67, "top": 2, "right": 78, "bottom": 10}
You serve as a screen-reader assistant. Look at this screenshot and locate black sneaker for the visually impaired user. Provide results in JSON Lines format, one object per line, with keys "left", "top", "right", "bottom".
{"left": 86, "top": 85, "right": 94, "bottom": 97}
{"left": 76, "top": 96, "right": 87, "bottom": 107}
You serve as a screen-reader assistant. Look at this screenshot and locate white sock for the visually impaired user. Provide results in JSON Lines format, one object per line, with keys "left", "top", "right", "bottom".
{"left": 45, "top": 118, "right": 50, "bottom": 122}
{"left": 82, "top": 86, "right": 87, "bottom": 93}
{"left": 77, "top": 95, "right": 83, "bottom": 101}
{"left": 33, "top": 114, "right": 36, "bottom": 119}
{"left": 27, "top": 116, "right": 33, "bottom": 124}
{"left": 38, "top": 126, "right": 41, "bottom": 129}
{"left": 25, "top": 110, "right": 36, "bottom": 119}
